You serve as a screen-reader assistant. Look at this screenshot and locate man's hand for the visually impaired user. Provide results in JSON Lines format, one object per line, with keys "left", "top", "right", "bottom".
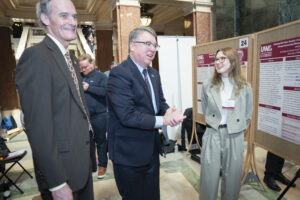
{"left": 163, "top": 106, "right": 186, "bottom": 127}
{"left": 82, "top": 82, "right": 89, "bottom": 91}
{"left": 52, "top": 184, "right": 73, "bottom": 200}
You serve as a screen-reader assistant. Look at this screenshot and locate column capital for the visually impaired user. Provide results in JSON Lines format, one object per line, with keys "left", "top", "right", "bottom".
{"left": 110, "top": 0, "right": 140, "bottom": 8}
{"left": 182, "top": 0, "right": 213, "bottom": 15}
{"left": 95, "top": 22, "right": 113, "bottom": 30}
{"left": 0, "top": 16, "right": 12, "bottom": 28}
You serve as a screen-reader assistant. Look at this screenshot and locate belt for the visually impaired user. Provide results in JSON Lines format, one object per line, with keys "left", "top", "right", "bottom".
{"left": 206, "top": 124, "right": 227, "bottom": 129}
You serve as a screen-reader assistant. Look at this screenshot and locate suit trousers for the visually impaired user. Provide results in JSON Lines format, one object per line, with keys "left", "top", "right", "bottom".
{"left": 113, "top": 150, "right": 160, "bottom": 200}
{"left": 200, "top": 127, "right": 244, "bottom": 200}
{"left": 91, "top": 113, "right": 108, "bottom": 168}
{"left": 264, "top": 151, "right": 284, "bottom": 178}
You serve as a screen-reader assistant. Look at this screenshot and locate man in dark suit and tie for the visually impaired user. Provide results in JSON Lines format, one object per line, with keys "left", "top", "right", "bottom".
{"left": 15, "top": 0, "right": 93, "bottom": 199}
{"left": 107, "top": 27, "right": 185, "bottom": 200}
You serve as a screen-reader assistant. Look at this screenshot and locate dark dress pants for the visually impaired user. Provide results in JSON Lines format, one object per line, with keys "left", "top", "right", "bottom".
{"left": 91, "top": 113, "right": 108, "bottom": 168}
{"left": 265, "top": 151, "right": 284, "bottom": 178}
{"left": 113, "top": 150, "right": 160, "bottom": 200}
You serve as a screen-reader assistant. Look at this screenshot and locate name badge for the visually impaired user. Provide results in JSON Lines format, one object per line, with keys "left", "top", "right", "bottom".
{"left": 222, "top": 99, "right": 235, "bottom": 109}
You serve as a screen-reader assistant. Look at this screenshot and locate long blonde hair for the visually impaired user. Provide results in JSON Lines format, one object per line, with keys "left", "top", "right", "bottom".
{"left": 211, "top": 47, "right": 247, "bottom": 94}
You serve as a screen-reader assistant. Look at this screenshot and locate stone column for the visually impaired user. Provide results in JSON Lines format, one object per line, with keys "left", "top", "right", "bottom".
{"left": 0, "top": 16, "right": 19, "bottom": 109}
{"left": 95, "top": 22, "right": 113, "bottom": 72}
{"left": 183, "top": 0, "right": 214, "bottom": 44}
{"left": 111, "top": 0, "right": 141, "bottom": 62}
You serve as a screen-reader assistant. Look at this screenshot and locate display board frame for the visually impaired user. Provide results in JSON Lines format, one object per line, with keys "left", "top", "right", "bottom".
{"left": 253, "top": 20, "right": 300, "bottom": 165}
{"left": 192, "top": 35, "right": 254, "bottom": 125}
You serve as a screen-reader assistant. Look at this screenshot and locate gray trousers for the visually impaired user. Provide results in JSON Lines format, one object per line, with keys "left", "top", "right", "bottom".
{"left": 199, "top": 127, "right": 244, "bottom": 200}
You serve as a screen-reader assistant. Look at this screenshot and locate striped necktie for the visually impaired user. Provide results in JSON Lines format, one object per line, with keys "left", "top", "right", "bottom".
{"left": 65, "top": 52, "right": 93, "bottom": 133}
{"left": 143, "top": 69, "right": 152, "bottom": 99}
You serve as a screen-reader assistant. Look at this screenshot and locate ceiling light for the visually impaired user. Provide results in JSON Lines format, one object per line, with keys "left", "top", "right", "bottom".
{"left": 140, "top": 4, "right": 153, "bottom": 26}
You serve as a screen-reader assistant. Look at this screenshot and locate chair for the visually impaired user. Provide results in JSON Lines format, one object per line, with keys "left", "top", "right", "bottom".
{"left": 0, "top": 139, "right": 33, "bottom": 194}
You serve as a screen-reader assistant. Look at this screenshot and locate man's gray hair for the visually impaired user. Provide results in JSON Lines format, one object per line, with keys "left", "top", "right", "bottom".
{"left": 128, "top": 27, "right": 157, "bottom": 52}
{"left": 36, "top": 0, "right": 52, "bottom": 29}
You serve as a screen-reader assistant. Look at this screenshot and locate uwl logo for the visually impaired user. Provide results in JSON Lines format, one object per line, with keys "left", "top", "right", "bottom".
{"left": 197, "top": 55, "right": 204, "bottom": 60}
{"left": 261, "top": 45, "right": 272, "bottom": 52}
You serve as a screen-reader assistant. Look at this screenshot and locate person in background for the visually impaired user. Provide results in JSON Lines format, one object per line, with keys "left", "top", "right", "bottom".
{"left": 104, "top": 61, "right": 118, "bottom": 77}
{"left": 86, "top": 32, "right": 95, "bottom": 52}
{"left": 15, "top": 0, "right": 94, "bottom": 199}
{"left": 79, "top": 53, "right": 108, "bottom": 179}
{"left": 106, "top": 26, "right": 185, "bottom": 200}
{"left": 264, "top": 152, "right": 296, "bottom": 191}
{"left": 200, "top": 47, "right": 253, "bottom": 200}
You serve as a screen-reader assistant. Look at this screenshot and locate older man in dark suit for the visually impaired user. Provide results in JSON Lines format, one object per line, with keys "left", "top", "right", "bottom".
{"left": 107, "top": 27, "right": 185, "bottom": 200}
{"left": 15, "top": 0, "right": 93, "bottom": 199}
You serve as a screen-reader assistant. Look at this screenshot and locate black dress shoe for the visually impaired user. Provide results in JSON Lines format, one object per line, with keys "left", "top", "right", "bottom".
{"left": 275, "top": 173, "right": 296, "bottom": 187}
{"left": 264, "top": 176, "right": 281, "bottom": 192}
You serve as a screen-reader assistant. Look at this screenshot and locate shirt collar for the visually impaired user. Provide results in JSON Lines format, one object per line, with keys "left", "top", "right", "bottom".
{"left": 47, "top": 34, "right": 68, "bottom": 56}
{"left": 130, "top": 56, "right": 147, "bottom": 75}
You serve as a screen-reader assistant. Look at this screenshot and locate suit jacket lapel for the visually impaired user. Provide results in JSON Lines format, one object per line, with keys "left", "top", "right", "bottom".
{"left": 230, "top": 84, "right": 238, "bottom": 99}
{"left": 148, "top": 68, "right": 160, "bottom": 109}
{"left": 211, "top": 86, "right": 222, "bottom": 114}
{"left": 227, "top": 84, "right": 238, "bottom": 115}
{"left": 127, "top": 58, "right": 155, "bottom": 111}
{"left": 44, "top": 36, "right": 85, "bottom": 114}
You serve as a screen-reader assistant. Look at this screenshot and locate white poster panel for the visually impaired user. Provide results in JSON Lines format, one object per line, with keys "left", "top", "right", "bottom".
{"left": 177, "top": 36, "right": 196, "bottom": 111}
{"left": 258, "top": 37, "right": 300, "bottom": 145}
{"left": 157, "top": 36, "right": 196, "bottom": 140}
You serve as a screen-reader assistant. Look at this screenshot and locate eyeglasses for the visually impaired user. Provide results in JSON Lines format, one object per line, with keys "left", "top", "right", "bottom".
{"left": 214, "top": 56, "right": 228, "bottom": 63}
{"left": 133, "top": 41, "right": 160, "bottom": 51}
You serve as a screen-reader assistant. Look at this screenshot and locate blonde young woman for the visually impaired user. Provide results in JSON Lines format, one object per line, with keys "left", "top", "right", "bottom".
{"left": 200, "top": 47, "right": 253, "bottom": 200}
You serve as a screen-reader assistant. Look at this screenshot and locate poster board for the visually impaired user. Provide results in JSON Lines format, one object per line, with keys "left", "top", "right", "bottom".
{"left": 192, "top": 35, "right": 253, "bottom": 125}
{"left": 253, "top": 20, "right": 300, "bottom": 165}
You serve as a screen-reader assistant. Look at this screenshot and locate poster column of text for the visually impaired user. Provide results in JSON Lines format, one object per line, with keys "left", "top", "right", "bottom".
{"left": 196, "top": 53, "right": 215, "bottom": 114}
{"left": 258, "top": 37, "right": 300, "bottom": 145}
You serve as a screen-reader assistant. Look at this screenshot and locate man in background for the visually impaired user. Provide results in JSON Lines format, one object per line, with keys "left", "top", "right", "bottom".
{"left": 15, "top": 0, "right": 93, "bottom": 199}
{"left": 104, "top": 61, "right": 118, "bottom": 77}
{"left": 79, "top": 54, "right": 108, "bottom": 179}
{"left": 107, "top": 26, "right": 185, "bottom": 200}
{"left": 264, "top": 152, "right": 296, "bottom": 191}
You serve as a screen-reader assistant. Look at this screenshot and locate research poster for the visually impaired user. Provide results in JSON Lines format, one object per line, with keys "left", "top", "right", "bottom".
{"left": 196, "top": 53, "right": 215, "bottom": 114}
{"left": 257, "top": 37, "right": 300, "bottom": 145}
{"left": 196, "top": 48, "right": 248, "bottom": 114}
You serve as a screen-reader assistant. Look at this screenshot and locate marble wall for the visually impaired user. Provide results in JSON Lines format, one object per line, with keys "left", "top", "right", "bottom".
{"left": 278, "top": 0, "right": 300, "bottom": 25}
{"left": 215, "top": 0, "right": 300, "bottom": 40}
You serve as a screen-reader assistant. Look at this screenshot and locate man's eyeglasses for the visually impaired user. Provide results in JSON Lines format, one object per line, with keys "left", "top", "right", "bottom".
{"left": 133, "top": 41, "right": 160, "bottom": 51}
{"left": 214, "top": 56, "right": 228, "bottom": 63}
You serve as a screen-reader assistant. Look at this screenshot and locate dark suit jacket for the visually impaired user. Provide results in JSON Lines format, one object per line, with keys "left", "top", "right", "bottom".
{"left": 15, "top": 36, "right": 91, "bottom": 191}
{"left": 107, "top": 56, "right": 169, "bottom": 167}
{"left": 83, "top": 69, "right": 107, "bottom": 117}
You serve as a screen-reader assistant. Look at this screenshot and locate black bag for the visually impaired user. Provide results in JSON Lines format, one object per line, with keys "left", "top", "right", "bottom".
{"left": 0, "top": 138, "right": 9, "bottom": 158}
{"left": 180, "top": 108, "right": 205, "bottom": 154}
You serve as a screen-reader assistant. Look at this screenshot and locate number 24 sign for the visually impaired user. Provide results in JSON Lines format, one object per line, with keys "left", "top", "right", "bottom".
{"left": 239, "top": 37, "right": 249, "bottom": 48}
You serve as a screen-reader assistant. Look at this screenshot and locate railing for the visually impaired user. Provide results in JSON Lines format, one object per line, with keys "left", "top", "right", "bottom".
{"left": 12, "top": 27, "right": 95, "bottom": 62}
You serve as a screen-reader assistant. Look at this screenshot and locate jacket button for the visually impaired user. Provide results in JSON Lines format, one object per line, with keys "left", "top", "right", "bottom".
{"left": 213, "top": 114, "right": 215, "bottom": 117}
{"left": 237, "top": 119, "right": 240, "bottom": 122}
